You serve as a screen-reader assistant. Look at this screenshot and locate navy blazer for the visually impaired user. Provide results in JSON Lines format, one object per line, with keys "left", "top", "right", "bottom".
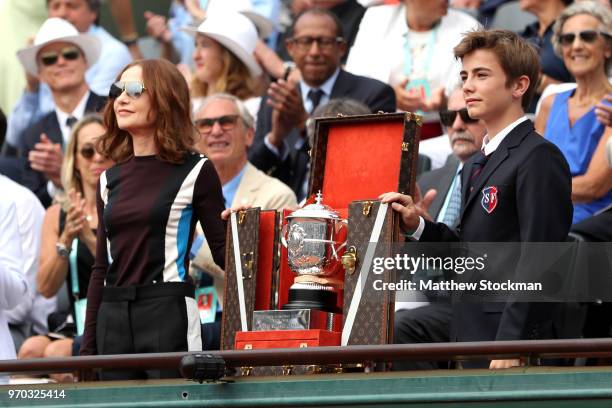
{"left": 420, "top": 119, "right": 573, "bottom": 345}
{"left": 249, "top": 69, "right": 396, "bottom": 199}
{"left": 21, "top": 92, "right": 107, "bottom": 207}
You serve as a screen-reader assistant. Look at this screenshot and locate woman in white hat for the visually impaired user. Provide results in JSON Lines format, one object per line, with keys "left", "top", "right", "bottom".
{"left": 184, "top": 11, "right": 264, "bottom": 119}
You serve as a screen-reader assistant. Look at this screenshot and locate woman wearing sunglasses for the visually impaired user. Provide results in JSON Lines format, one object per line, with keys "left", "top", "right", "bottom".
{"left": 535, "top": 1, "right": 612, "bottom": 225}
{"left": 17, "top": 115, "right": 113, "bottom": 382}
{"left": 78, "top": 59, "right": 226, "bottom": 380}
{"left": 182, "top": 11, "right": 263, "bottom": 120}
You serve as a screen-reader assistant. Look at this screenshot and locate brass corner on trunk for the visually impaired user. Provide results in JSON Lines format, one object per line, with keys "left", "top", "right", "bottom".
{"left": 405, "top": 112, "right": 423, "bottom": 126}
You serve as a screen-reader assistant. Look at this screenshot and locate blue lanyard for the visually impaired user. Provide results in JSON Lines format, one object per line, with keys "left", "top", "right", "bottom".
{"left": 69, "top": 239, "right": 80, "bottom": 299}
{"left": 403, "top": 24, "right": 439, "bottom": 79}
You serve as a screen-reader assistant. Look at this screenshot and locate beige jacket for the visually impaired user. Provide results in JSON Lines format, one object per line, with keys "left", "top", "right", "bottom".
{"left": 191, "top": 162, "right": 297, "bottom": 305}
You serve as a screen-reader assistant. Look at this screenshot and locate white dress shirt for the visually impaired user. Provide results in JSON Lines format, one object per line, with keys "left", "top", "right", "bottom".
{"left": 0, "top": 198, "right": 29, "bottom": 377}
{"left": 1, "top": 175, "right": 56, "bottom": 335}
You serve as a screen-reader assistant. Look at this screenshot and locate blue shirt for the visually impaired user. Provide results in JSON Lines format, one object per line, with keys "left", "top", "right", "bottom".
{"left": 544, "top": 89, "right": 612, "bottom": 224}
{"left": 436, "top": 163, "right": 463, "bottom": 223}
{"left": 222, "top": 163, "right": 247, "bottom": 208}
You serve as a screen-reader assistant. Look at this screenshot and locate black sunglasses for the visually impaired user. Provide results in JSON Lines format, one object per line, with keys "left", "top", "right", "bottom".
{"left": 194, "top": 115, "right": 240, "bottom": 134}
{"left": 39, "top": 47, "right": 81, "bottom": 66}
{"left": 79, "top": 143, "right": 96, "bottom": 160}
{"left": 439, "top": 108, "right": 478, "bottom": 127}
{"left": 559, "top": 30, "right": 611, "bottom": 46}
{"left": 109, "top": 81, "right": 146, "bottom": 99}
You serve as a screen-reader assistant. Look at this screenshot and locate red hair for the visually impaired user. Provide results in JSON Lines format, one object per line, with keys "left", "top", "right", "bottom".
{"left": 99, "top": 59, "right": 196, "bottom": 164}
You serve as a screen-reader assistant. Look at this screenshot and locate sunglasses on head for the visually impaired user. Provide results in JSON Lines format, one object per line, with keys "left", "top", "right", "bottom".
{"left": 108, "top": 81, "right": 146, "bottom": 99}
{"left": 439, "top": 108, "right": 478, "bottom": 127}
{"left": 194, "top": 115, "right": 240, "bottom": 134}
{"left": 559, "top": 30, "right": 611, "bottom": 46}
{"left": 39, "top": 47, "right": 80, "bottom": 66}
{"left": 78, "top": 143, "right": 97, "bottom": 160}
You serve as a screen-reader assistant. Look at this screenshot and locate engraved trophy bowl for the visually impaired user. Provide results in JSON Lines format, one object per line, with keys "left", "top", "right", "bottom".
{"left": 281, "top": 192, "right": 347, "bottom": 313}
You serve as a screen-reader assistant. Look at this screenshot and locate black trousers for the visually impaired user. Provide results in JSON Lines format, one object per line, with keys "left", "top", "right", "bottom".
{"left": 96, "top": 282, "right": 200, "bottom": 380}
{"left": 393, "top": 303, "right": 452, "bottom": 371}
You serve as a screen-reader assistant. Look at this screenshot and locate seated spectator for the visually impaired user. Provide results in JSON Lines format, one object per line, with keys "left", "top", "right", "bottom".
{"left": 18, "top": 115, "right": 113, "bottom": 383}
{"left": 191, "top": 93, "right": 297, "bottom": 349}
{"left": 535, "top": 1, "right": 612, "bottom": 224}
{"left": 519, "top": 0, "right": 574, "bottom": 112}
{"left": 249, "top": 8, "right": 396, "bottom": 201}
{"left": 5, "top": 0, "right": 131, "bottom": 154}
{"left": 183, "top": 11, "right": 264, "bottom": 120}
{"left": 16, "top": 18, "right": 106, "bottom": 207}
{"left": 345, "top": 0, "right": 479, "bottom": 138}
{"left": 0, "top": 198, "right": 29, "bottom": 384}
{"left": 0, "top": 174, "right": 50, "bottom": 354}
{"left": 276, "top": 0, "right": 366, "bottom": 65}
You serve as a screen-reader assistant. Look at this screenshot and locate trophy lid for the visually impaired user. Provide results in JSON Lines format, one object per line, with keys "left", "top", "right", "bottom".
{"left": 287, "top": 191, "right": 341, "bottom": 220}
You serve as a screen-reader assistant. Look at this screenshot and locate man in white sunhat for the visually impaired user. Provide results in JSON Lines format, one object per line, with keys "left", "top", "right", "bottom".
{"left": 3, "top": 0, "right": 131, "bottom": 157}
{"left": 17, "top": 18, "right": 106, "bottom": 207}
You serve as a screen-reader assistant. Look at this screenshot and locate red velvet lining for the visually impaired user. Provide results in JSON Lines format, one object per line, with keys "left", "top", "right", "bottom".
{"left": 255, "top": 210, "right": 276, "bottom": 311}
{"left": 321, "top": 122, "right": 404, "bottom": 208}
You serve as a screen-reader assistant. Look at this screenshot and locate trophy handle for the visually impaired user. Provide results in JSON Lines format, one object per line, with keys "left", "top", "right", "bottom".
{"left": 280, "top": 223, "right": 289, "bottom": 248}
{"left": 331, "top": 219, "right": 348, "bottom": 260}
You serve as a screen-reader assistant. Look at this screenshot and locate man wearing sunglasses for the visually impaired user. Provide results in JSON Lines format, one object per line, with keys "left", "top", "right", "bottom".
{"left": 249, "top": 8, "right": 396, "bottom": 201}
{"left": 190, "top": 94, "right": 297, "bottom": 349}
{"left": 394, "top": 86, "right": 487, "bottom": 370}
{"left": 15, "top": 18, "right": 106, "bottom": 207}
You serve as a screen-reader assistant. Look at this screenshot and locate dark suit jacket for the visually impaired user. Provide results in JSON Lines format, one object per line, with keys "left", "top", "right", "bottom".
{"left": 417, "top": 154, "right": 459, "bottom": 220}
{"left": 420, "top": 120, "right": 573, "bottom": 344}
{"left": 249, "top": 69, "right": 396, "bottom": 199}
{"left": 21, "top": 92, "right": 107, "bottom": 207}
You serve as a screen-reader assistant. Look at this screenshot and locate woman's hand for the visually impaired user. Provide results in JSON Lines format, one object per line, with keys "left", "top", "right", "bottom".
{"left": 595, "top": 94, "right": 612, "bottom": 127}
{"left": 221, "top": 204, "right": 252, "bottom": 221}
{"left": 58, "top": 189, "right": 82, "bottom": 246}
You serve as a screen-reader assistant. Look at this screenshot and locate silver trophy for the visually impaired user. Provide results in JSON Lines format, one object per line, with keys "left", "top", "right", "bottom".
{"left": 281, "top": 192, "right": 347, "bottom": 313}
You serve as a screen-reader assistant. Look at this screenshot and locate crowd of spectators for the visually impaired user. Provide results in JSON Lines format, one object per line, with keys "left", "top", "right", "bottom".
{"left": 0, "top": 0, "right": 611, "bottom": 382}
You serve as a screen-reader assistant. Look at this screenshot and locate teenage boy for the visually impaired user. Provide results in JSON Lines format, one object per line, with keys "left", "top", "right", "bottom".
{"left": 381, "top": 29, "right": 573, "bottom": 369}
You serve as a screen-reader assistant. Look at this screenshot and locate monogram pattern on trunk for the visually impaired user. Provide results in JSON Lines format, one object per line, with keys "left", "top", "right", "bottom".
{"left": 221, "top": 208, "right": 261, "bottom": 350}
{"left": 343, "top": 201, "right": 397, "bottom": 345}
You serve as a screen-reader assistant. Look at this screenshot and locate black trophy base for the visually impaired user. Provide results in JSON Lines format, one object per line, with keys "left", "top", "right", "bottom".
{"left": 283, "top": 288, "right": 341, "bottom": 314}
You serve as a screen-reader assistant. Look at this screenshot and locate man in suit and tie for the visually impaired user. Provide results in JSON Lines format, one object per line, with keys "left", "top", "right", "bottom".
{"left": 382, "top": 29, "right": 573, "bottom": 369}
{"left": 393, "top": 86, "right": 487, "bottom": 370}
{"left": 16, "top": 18, "right": 107, "bottom": 207}
{"left": 249, "top": 8, "right": 396, "bottom": 201}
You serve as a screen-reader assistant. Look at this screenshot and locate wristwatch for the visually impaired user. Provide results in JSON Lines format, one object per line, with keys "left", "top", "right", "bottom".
{"left": 121, "top": 32, "right": 139, "bottom": 47}
{"left": 55, "top": 242, "right": 71, "bottom": 258}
